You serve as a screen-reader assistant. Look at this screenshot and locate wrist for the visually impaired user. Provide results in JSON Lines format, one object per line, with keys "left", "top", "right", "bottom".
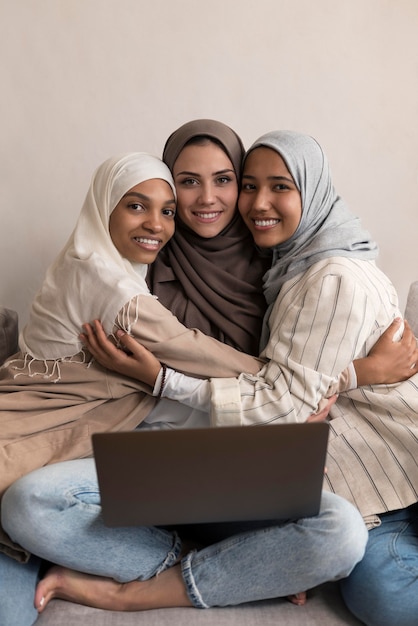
{"left": 365, "top": 354, "right": 385, "bottom": 385}
{"left": 153, "top": 364, "right": 167, "bottom": 397}
{"left": 354, "top": 355, "right": 384, "bottom": 387}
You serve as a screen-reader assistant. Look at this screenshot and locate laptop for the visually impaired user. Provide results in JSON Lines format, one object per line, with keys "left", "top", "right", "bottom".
{"left": 92, "top": 422, "right": 329, "bottom": 527}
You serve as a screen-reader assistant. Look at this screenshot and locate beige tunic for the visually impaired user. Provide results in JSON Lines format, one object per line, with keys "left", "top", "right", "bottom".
{"left": 0, "top": 294, "right": 262, "bottom": 561}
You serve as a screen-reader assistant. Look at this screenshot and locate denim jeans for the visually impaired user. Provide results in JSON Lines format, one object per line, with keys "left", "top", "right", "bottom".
{"left": 2, "top": 458, "right": 367, "bottom": 610}
{"left": 340, "top": 502, "right": 418, "bottom": 626}
{"left": 0, "top": 552, "right": 42, "bottom": 626}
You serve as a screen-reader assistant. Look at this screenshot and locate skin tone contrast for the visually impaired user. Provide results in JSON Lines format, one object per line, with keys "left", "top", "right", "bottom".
{"left": 109, "top": 179, "right": 176, "bottom": 264}
{"left": 33, "top": 145, "right": 418, "bottom": 614}
{"left": 172, "top": 141, "right": 238, "bottom": 238}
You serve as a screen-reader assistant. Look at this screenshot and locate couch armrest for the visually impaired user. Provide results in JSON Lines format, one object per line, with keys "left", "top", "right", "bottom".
{"left": 0, "top": 307, "right": 18, "bottom": 364}
{"left": 405, "top": 281, "right": 418, "bottom": 338}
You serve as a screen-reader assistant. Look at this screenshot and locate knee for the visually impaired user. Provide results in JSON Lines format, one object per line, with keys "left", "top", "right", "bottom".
{"left": 2, "top": 471, "right": 45, "bottom": 543}
{"left": 320, "top": 492, "right": 368, "bottom": 574}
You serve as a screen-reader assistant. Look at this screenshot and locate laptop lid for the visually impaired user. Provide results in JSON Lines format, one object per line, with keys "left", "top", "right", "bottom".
{"left": 92, "top": 422, "right": 329, "bottom": 527}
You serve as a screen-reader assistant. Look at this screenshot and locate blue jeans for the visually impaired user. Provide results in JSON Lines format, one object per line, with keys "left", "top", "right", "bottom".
{"left": 340, "top": 503, "right": 418, "bottom": 626}
{"left": 2, "top": 458, "right": 367, "bottom": 609}
{"left": 0, "top": 552, "right": 42, "bottom": 626}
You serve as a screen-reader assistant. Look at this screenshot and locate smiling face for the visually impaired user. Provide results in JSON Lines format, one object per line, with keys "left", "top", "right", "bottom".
{"left": 238, "top": 147, "right": 302, "bottom": 249}
{"left": 172, "top": 140, "right": 238, "bottom": 238}
{"left": 109, "top": 179, "right": 176, "bottom": 264}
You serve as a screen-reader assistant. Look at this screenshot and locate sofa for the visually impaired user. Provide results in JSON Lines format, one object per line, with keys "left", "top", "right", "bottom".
{"left": 2, "top": 281, "right": 418, "bottom": 625}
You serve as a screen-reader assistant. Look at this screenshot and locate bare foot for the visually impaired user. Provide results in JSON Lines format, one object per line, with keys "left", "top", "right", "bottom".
{"left": 287, "top": 591, "right": 307, "bottom": 606}
{"left": 35, "top": 564, "right": 192, "bottom": 613}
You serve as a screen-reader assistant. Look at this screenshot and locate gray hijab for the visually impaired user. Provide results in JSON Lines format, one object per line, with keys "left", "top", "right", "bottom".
{"left": 246, "top": 131, "right": 379, "bottom": 348}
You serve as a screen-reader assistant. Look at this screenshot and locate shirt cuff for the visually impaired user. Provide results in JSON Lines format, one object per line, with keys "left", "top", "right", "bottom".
{"left": 209, "top": 377, "right": 242, "bottom": 427}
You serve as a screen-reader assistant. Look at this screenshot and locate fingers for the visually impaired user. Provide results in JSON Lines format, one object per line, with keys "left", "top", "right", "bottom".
{"left": 115, "top": 330, "right": 142, "bottom": 355}
{"left": 80, "top": 320, "right": 122, "bottom": 367}
{"left": 80, "top": 322, "right": 102, "bottom": 355}
{"left": 382, "top": 317, "right": 402, "bottom": 342}
{"left": 92, "top": 319, "right": 108, "bottom": 342}
{"left": 400, "top": 321, "right": 414, "bottom": 346}
{"left": 306, "top": 394, "right": 338, "bottom": 423}
{"left": 80, "top": 322, "right": 107, "bottom": 359}
{"left": 326, "top": 394, "right": 338, "bottom": 408}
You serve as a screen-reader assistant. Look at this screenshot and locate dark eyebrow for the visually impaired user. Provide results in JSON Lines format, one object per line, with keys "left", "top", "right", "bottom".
{"left": 242, "top": 174, "right": 295, "bottom": 184}
{"left": 123, "top": 191, "right": 175, "bottom": 205}
{"left": 175, "top": 168, "right": 235, "bottom": 177}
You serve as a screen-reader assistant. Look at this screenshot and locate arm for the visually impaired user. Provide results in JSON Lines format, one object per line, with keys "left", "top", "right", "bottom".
{"left": 110, "top": 294, "right": 264, "bottom": 379}
{"left": 328, "top": 318, "right": 418, "bottom": 394}
{"left": 82, "top": 324, "right": 337, "bottom": 422}
{"left": 353, "top": 319, "right": 418, "bottom": 385}
{"left": 82, "top": 298, "right": 417, "bottom": 405}
{"left": 210, "top": 263, "right": 412, "bottom": 426}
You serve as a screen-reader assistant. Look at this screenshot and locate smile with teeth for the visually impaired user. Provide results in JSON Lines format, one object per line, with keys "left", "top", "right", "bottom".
{"left": 253, "top": 218, "right": 280, "bottom": 227}
{"left": 133, "top": 237, "right": 161, "bottom": 248}
{"left": 194, "top": 211, "right": 222, "bottom": 220}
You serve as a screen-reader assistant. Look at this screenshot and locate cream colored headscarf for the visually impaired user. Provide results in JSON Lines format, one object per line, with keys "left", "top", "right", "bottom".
{"left": 20, "top": 153, "right": 176, "bottom": 361}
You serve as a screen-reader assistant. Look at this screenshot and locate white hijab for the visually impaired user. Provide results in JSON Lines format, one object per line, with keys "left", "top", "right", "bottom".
{"left": 20, "top": 153, "right": 176, "bottom": 360}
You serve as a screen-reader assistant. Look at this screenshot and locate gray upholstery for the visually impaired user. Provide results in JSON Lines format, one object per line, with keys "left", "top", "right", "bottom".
{"left": 36, "top": 583, "right": 362, "bottom": 625}
{"left": 0, "top": 306, "right": 18, "bottom": 365}
{"left": 3, "top": 281, "right": 418, "bottom": 624}
{"left": 405, "top": 280, "right": 418, "bottom": 337}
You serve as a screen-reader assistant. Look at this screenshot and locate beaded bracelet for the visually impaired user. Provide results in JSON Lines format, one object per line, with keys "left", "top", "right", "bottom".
{"left": 157, "top": 363, "right": 167, "bottom": 399}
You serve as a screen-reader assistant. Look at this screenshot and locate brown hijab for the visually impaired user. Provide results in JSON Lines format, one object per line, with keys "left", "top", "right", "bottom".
{"left": 147, "top": 120, "right": 270, "bottom": 356}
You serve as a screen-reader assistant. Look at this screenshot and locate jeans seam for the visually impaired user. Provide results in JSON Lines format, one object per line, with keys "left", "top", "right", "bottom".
{"left": 154, "top": 531, "right": 182, "bottom": 576}
{"left": 390, "top": 520, "right": 418, "bottom": 575}
{"left": 181, "top": 551, "right": 209, "bottom": 609}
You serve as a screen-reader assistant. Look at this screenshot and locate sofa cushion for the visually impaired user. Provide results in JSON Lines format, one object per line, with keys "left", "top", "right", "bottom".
{"left": 35, "top": 582, "right": 362, "bottom": 625}
{"left": 405, "top": 280, "right": 418, "bottom": 337}
{"left": 0, "top": 307, "right": 18, "bottom": 365}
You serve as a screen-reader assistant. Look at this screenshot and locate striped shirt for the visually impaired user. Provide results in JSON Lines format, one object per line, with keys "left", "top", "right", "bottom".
{"left": 210, "top": 257, "right": 418, "bottom": 519}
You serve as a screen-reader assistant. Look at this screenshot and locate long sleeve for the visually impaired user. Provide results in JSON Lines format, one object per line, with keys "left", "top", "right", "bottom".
{"left": 115, "top": 294, "right": 264, "bottom": 379}
{"left": 210, "top": 258, "right": 399, "bottom": 427}
{"left": 155, "top": 367, "right": 211, "bottom": 412}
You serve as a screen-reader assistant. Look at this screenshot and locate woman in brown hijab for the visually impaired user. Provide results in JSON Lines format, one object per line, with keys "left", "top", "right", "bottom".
{"left": 148, "top": 119, "right": 270, "bottom": 356}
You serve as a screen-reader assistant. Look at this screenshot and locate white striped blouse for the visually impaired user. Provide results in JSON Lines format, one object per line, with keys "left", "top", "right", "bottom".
{"left": 210, "top": 257, "right": 418, "bottom": 519}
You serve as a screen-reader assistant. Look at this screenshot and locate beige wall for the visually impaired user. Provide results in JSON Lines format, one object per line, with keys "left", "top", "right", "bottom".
{"left": 1, "top": 0, "right": 417, "bottom": 325}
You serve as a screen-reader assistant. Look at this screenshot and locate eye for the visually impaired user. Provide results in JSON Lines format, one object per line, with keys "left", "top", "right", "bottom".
{"left": 216, "top": 175, "right": 233, "bottom": 185}
{"left": 128, "top": 202, "right": 145, "bottom": 212}
{"left": 179, "top": 177, "right": 199, "bottom": 186}
{"left": 241, "top": 182, "right": 256, "bottom": 192}
{"left": 162, "top": 208, "right": 176, "bottom": 218}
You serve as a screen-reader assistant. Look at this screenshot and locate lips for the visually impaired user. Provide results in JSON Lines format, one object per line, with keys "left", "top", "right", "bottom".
{"left": 193, "top": 211, "right": 222, "bottom": 221}
{"left": 133, "top": 237, "right": 161, "bottom": 248}
{"left": 253, "top": 218, "right": 280, "bottom": 228}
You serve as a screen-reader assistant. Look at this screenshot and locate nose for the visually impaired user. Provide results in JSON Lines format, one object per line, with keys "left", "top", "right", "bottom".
{"left": 252, "top": 188, "right": 271, "bottom": 212}
{"left": 143, "top": 211, "right": 163, "bottom": 232}
{"left": 198, "top": 183, "right": 216, "bottom": 206}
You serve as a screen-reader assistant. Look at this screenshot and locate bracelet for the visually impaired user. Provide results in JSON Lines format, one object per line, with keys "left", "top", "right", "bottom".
{"left": 157, "top": 364, "right": 167, "bottom": 399}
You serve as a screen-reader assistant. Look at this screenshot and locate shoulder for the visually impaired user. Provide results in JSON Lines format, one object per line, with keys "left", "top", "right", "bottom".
{"left": 278, "top": 258, "right": 393, "bottom": 313}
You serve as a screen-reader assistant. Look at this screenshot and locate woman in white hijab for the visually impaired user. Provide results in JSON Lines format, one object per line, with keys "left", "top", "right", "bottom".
{"left": 0, "top": 153, "right": 263, "bottom": 581}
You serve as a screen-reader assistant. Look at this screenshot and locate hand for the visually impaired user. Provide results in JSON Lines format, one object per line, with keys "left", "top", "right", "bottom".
{"left": 361, "top": 318, "right": 418, "bottom": 385}
{"left": 306, "top": 394, "right": 338, "bottom": 423}
{"left": 80, "top": 320, "right": 161, "bottom": 387}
